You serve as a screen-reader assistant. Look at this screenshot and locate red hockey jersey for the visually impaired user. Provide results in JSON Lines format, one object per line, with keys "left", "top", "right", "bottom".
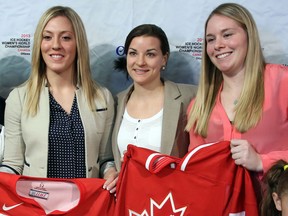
{"left": 0, "top": 173, "right": 115, "bottom": 216}
{"left": 115, "top": 141, "right": 259, "bottom": 216}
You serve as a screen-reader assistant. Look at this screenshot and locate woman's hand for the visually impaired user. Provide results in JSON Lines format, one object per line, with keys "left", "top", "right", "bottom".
{"left": 103, "top": 167, "right": 118, "bottom": 194}
{"left": 230, "top": 139, "right": 263, "bottom": 172}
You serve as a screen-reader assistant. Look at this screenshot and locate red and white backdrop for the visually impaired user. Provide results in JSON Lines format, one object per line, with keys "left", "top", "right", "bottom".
{"left": 0, "top": 0, "right": 287, "bottom": 98}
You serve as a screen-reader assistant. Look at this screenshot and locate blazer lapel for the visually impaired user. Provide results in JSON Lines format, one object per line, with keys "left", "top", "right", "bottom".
{"left": 161, "top": 81, "right": 182, "bottom": 155}
{"left": 114, "top": 86, "right": 133, "bottom": 141}
{"left": 112, "top": 85, "right": 133, "bottom": 170}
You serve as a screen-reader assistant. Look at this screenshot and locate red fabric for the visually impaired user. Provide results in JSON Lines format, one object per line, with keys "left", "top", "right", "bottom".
{"left": 115, "top": 141, "right": 259, "bottom": 216}
{"left": 0, "top": 173, "right": 115, "bottom": 216}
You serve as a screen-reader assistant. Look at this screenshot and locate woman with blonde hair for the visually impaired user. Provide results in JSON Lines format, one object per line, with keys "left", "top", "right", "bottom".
{"left": 0, "top": 6, "right": 117, "bottom": 187}
{"left": 186, "top": 3, "right": 288, "bottom": 180}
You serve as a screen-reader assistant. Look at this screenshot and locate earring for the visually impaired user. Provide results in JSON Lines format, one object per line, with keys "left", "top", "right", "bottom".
{"left": 161, "top": 65, "right": 166, "bottom": 70}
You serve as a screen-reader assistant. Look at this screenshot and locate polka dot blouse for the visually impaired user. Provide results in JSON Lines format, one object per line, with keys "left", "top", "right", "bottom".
{"left": 47, "top": 92, "right": 86, "bottom": 178}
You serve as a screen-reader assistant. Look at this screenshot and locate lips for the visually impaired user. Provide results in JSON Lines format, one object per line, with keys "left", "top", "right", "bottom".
{"left": 50, "top": 54, "right": 64, "bottom": 59}
{"left": 134, "top": 69, "right": 149, "bottom": 74}
{"left": 216, "top": 52, "right": 232, "bottom": 59}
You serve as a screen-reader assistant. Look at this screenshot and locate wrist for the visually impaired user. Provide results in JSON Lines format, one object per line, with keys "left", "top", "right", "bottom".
{"left": 103, "top": 161, "right": 116, "bottom": 176}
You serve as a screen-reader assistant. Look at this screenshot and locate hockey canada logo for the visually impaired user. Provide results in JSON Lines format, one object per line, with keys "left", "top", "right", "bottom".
{"left": 129, "top": 192, "right": 187, "bottom": 216}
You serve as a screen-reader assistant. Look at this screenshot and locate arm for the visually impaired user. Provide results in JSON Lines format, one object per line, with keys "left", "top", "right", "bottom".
{"left": 98, "top": 88, "right": 118, "bottom": 191}
{"left": 0, "top": 126, "right": 4, "bottom": 164}
{"left": 0, "top": 88, "right": 24, "bottom": 174}
{"left": 258, "top": 64, "right": 288, "bottom": 172}
{"left": 98, "top": 88, "right": 115, "bottom": 173}
{"left": 261, "top": 151, "right": 288, "bottom": 173}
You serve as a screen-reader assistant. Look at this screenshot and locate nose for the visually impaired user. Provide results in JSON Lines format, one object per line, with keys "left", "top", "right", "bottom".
{"left": 136, "top": 54, "right": 146, "bottom": 66}
{"left": 52, "top": 38, "right": 61, "bottom": 50}
{"left": 214, "top": 38, "right": 224, "bottom": 50}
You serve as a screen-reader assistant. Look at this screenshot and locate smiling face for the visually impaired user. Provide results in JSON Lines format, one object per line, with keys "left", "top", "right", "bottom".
{"left": 41, "top": 16, "right": 77, "bottom": 75}
{"left": 126, "top": 36, "right": 168, "bottom": 86}
{"left": 205, "top": 14, "right": 248, "bottom": 76}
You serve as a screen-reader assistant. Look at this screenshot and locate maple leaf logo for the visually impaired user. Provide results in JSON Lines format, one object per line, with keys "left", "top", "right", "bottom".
{"left": 129, "top": 210, "right": 149, "bottom": 216}
{"left": 129, "top": 192, "right": 187, "bottom": 216}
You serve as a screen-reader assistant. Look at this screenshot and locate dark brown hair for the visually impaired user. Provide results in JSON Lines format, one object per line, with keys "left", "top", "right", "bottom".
{"left": 261, "top": 160, "right": 288, "bottom": 216}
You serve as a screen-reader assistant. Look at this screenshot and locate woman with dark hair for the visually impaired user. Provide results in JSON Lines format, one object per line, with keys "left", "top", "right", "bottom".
{"left": 110, "top": 24, "right": 197, "bottom": 193}
{"left": 261, "top": 160, "right": 288, "bottom": 216}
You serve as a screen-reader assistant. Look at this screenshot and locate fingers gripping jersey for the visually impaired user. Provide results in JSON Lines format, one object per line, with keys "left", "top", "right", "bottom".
{"left": 115, "top": 141, "right": 259, "bottom": 216}
{"left": 0, "top": 173, "right": 115, "bottom": 216}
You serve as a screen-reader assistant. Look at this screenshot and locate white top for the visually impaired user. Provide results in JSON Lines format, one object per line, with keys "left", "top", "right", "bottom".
{"left": 117, "top": 108, "right": 163, "bottom": 157}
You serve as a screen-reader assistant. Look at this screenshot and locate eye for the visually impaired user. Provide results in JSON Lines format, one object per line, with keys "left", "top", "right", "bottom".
{"left": 42, "top": 35, "right": 51, "bottom": 40}
{"left": 62, "top": 36, "right": 72, "bottom": 41}
{"left": 147, "top": 52, "right": 156, "bottom": 57}
{"left": 206, "top": 37, "right": 215, "bottom": 43}
{"left": 223, "top": 33, "right": 232, "bottom": 38}
{"left": 128, "top": 51, "right": 137, "bottom": 56}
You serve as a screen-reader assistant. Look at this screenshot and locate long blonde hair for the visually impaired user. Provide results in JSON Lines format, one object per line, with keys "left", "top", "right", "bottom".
{"left": 25, "top": 6, "right": 105, "bottom": 116}
{"left": 186, "top": 3, "right": 265, "bottom": 136}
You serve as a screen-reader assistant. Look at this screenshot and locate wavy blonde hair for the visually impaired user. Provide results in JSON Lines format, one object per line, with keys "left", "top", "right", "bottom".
{"left": 186, "top": 3, "right": 265, "bottom": 136}
{"left": 25, "top": 6, "right": 105, "bottom": 116}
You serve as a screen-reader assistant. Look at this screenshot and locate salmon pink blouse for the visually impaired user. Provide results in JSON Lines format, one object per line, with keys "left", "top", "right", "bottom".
{"left": 188, "top": 64, "right": 288, "bottom": 173}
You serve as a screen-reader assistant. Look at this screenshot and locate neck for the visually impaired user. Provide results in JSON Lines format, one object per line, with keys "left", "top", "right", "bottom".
{"left": 46, "top": 72, "right": 75, "bottom": 90}
{"left": 133, "top": 80, "right": 164, "bottom": 98}
{"left": 222, "top": 74, "right": 244, "bottom": 96}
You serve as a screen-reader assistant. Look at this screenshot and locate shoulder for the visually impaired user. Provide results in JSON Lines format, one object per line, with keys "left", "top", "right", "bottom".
{"left": 265, "top": 63, "right": 288, "bottom": 74}
{"left": 164, "top": 80, "right": 197, "bottom": 98}
{"left": 265, "top": 63, "right": 288, "bottom": 82}
{"left": 264, "top": 64, "right": 288, "bottom": 100}
{"left": 6, "top": 84, "right": 28, "bottom": 102}
{"left": 95, "top": 86, "right": 114, "bottom": 110}
{"left": 116, "top": 85, "right": 133, "bottom": 99}
{"left": 98, "top": 85, "right": 113, "bottom": 99}
{"left": 176, "top": 83, "right": 197, "bottom": 94}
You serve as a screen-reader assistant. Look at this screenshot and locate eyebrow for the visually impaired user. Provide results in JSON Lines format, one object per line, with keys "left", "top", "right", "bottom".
{"left": 206, "top": 28, "right": 235, "bottom": 37}
{"left": 43, "top": 30, "right": 74, "bottom": 34}
{"left": 128, "top": 47, "right": 157, "bottom": 52}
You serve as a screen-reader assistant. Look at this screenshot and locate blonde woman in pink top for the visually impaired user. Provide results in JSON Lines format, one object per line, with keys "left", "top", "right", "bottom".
{"left": 186, "top": 3, "right": 288, "bottom": 181}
